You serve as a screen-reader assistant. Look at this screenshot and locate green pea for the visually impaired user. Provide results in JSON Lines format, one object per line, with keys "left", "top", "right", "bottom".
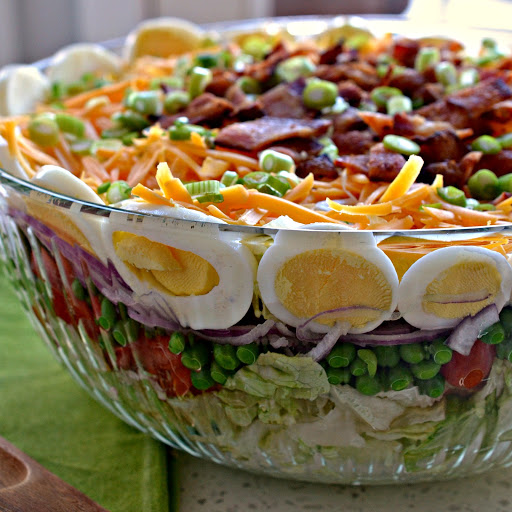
{"left": 188, "top": 67, "right": 213, "bottom": 99}
{"left": 498, "top": 174, "right": 512, "bottom": 194}
{"left": 382, "top": 134, "right": 420, "bottom": 155}
{"left": 28, "top": 114, "right": 59, "bottom": 147}
{"left": 415, "top": 47, "right": 440, "bottom": 72}
{"left": 370, "top": 86, "right": 402, "bottom": 108}
{"left": 164, "top": 90, "right": 190, "bottom": 114}
{"left": 71, "top": 278, "right": 86, "bottom": 301}
{"left": 496, "top": 338, "right": 512, "bottom": 362}
{"left": 124, "top": 319, "right": 139, "bottom": 343}
{"left": 497, "top": 133, "right": 512, "bottom": 149}
{"left": 435, "top": 61, "right": 457, "bottom": 86}
{"left": 500, "top": 307, "right": 512, "bottom": 336}
{"left": 418, "top": 374, "right": 445, "bottom": 398}
{"left": 327, "top": 343, "right": 356, "bottom": 368}
{"left": 428, "top": 338, "right": 453, "bottom": 365}
{"left": 302, "top": 79, "right": 338, "bottom": 109}
{"left": 374, "top": 345, "right": 400, "bottom": 368}
{"left": 169, "top": 332, "right": 186, "bottom": 354}
{"left": 399, "top": 343, "right": 425, "bottom": 364}
{"left": 325, "top": 366, "right": 352, "bottom": 385}
{"left": 410, "top": 360, "right": 441, "bottom": 380}
{"left": 126, "top": 90, "right": 162, "bottom": 115}
{"left": 480, "top": 321, "right": 505, "bottom": 345}
{"left": 357, "top": 349, "right": 378, "bottom": 378}
{"left": 386, "top": 95, "right": 412, "bottom": 116}
{"left": 468, "top": 169, "right": 500, "bottom": 200}
{"left": 112, "top": 321, "right": 128, "bottom": 346}
{"left": 181, "top": 342, "right": 210, "bottom": 371}
{"left": 98, "top": 297, "right": 116, "bottom": 330}
{"left": 350, "top": 357, "right": 367, "bottom": 377}
{"left": 236, "top": 343, "right": 260, "bottom": 365}
{"left": 436, "top": 186, "right": 467, "bottom": 207}
{"left": 275, "top": 56, "right": 316, "bottom": 83}
{"left": 355, "top": 374, "right": 381, "bottom": 396}
{"left": 55, "top": 113, "right": 85, "bottom": 138}
{"left": 112, "top": 111, "right": 150, "bottom": 131}
{"left": 388, "top": 365, "right": 413, "bottom": 391}
{"left": 190, "top": 367, "right": 215, "bottom": 390}
{"left": 471, "top": 135, "right": 501, "bottom": 155}
{"left": 236, "top": 76, "right": 261, "bottom": 95}
{"left": 213, "top": 344, "right": 239, "bottom": 371}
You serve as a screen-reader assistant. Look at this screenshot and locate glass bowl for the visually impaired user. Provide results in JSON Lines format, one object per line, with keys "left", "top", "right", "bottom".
{"left": 2, "top": 15, "right": 512, "bottom": 485}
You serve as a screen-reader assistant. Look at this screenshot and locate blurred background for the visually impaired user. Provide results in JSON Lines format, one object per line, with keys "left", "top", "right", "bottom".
{"left": 0, "top": 0, "right": 511, "bottom": 66}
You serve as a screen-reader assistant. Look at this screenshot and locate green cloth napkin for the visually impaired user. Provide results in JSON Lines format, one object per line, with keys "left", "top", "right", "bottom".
{"left": 0, "top": 274, "right": 172, "bottom": 512}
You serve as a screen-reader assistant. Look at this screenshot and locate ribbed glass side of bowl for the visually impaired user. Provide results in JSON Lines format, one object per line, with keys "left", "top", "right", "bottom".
{"left": 3, "top": 175, "right": 512, "bottom": 485}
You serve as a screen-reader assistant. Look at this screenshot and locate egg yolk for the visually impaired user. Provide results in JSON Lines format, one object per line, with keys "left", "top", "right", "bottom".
{"left": 113, "top": 232, "right": 219, "bottom": 296}
{"left": 422, "top": 260, "right": 501, "bottom": 318}
{"left": 274, "top": 248, "right": 393, "bottom": 327}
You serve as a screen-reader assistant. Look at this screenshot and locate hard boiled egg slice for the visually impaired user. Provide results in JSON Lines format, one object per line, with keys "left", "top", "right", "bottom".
{"left": 102, "top": 202, "right": 256, "bottom": 330}
{"left": 257, "top": 229, "right": 399, "bottom": 333}
{"left": 0, "top": 132, "right": 27, "bottom": 179}
{"left": 28, "top": 165, "right": 107, "bottom": 260}
{"left": 0, "top": 64, "right": 50, "bottom": 115}
{"left": 397, "top": 246, "right": 512, "bottom": 330}
{"left": 46, "top": 43, "right": 121, "bottom": 84}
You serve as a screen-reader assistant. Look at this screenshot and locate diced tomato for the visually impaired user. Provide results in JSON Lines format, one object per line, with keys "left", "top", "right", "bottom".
{"left": 441, "top": 339, "right": 496, "bottom": 389}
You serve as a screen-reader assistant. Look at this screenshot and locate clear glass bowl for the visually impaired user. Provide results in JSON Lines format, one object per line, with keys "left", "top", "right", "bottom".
{"left": 2, "top": 169, "right": 512, "bottom": 485}
{"left": 3, "top": 15, "right": 512, "bottom": 485}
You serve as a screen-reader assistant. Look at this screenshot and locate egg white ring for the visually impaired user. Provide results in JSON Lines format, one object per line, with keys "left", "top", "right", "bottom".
{"left": 397, "top": 245, "right": 512, "bottom": 330}
{"left": 257, "top": 230, "right": 399, "bottom": 333}
{"left": 102, "top": 210, "right": 256, "bottom": 330}
{"left": 0, "top": 134, "right": 27, "bottom": 179}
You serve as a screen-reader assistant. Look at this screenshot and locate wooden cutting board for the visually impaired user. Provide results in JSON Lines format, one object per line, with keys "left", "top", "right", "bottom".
{"left": 0, "top": 435, "right": 109, "bottom": 511}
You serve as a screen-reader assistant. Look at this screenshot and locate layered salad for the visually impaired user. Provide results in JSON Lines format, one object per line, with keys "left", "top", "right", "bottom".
{"left": 2, "top": 18, "right": 512, "bottom": 481}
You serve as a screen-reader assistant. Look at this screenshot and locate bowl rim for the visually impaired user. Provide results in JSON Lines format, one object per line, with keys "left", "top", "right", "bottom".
{"left": 3, "top": 14, "right": 512, "bottom": 240}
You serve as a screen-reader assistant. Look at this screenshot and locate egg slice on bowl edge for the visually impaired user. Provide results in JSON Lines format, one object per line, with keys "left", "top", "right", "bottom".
{"left": 256, "top": 228, "right": 399, "bottom": 335}
{"left": 102, "top": 200, "right": 257, "bottom": 330}
{"left": 397, "top": 245, "right": 512, "bottom": 330}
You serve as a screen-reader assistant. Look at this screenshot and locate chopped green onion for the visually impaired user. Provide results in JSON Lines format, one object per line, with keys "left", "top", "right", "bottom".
{"left": 91, "top": 138, "right": 124, "bottom": 155}
{"left": 382, "top": 134, "right": 420, "bottom": 155}
{"left": 55, "top": 113, "right": 85, "bottom": 137}
{"left": 259, "top": 149, "right": 295, "bottom": 173}
{"left": 184, "top": 180, "right": 221, "bottom": 196}
{"left": 357, "top": 349, "right": 378, "bottom": 378}
{"left": 188, "top": 67, "right": 213, "bottom": 99}
{"left": 125, "top": 90, "right": 162, "bottom": 116}
{"left": 28, "top": 114, "right": 59, "bottom": 147}
{"left": 325, "top": 366, "right": 351, "bottom": 385}
{"left": 195, "top": 192, "right": 224, "bottom": 203}
{"left": 113, "top": 321, "right": 127, "bottom": 346}
{"left": 428, "top": 338, "right": 453, "bottom": 365}
{"left": 194, "top": 53, "right": 219, "bottom": 68}
{"left": 263, "top": 175, "right": 291, "bottom": 196}
{"left": 327, "top": 343, "right": 356, "bottom": 368}
{"left": 437, "top": 186, "right": 467, "bottom": 207}
{"left": 458, "top": 68, "right": 479, "bottom": 88}
{"left": 243, "top": 171, "right": 269, "bottom": 189}
{"left": 471, "top": 135, "right": 501, "bottom": 154}
{"left": 169, "top": 332, "right": 186, "bottom": 354}
{"left": 350, "top": 357, "right": 367, "bottom": 377}
{"left": 190, "top": 368, "right": 215, "bottom": 390}
{"left": 112, "top": 111, "right": 150, "bottom": 131}
{"left": 418, "top": 374, "right": 445, "bottom": 398}
{"left": 220, "top": 170, "right": 239, "bottom": 187}
{"left": 277, "top": 170, "right": 301, "bottom": 186}
{"left": 275, "top": 56, "right": 316, "bottom": 83}
{"left": 419, "top": 202, "right": 442, "bottom": 210}
{"left": 106, "top": 181, "right": 132, "bottom": 204}
{"left": 386, "top": 95, "right": 412, "bottom": 116}
{"left": 467, "top": 169, "right": 500, "bottom": 200}
{"left": 210, "top": 361, "right": 231, "bottom": 385}
{"left": 236, "top": 76, "right": 261, "bottom": 94}
{"left": 164, "top": 90, "right": 190, "bottom": 114}
{"left": 150, "top": 76, "right": 184, "bottom": 90}
{"left": 101, "top": 127, "right": 130, "bottom": 139}
{"left": 370, "top": 86, "right": 402, "bottom": 108}
{"left": 181, "top": 342, "right": 210, "bottom": 371}
{"left": 69, "top": 139, "right": 92, "bottom": 155}
{"left": 435, "top": 61, "right": 457, "bottom": 86}
{"left": 318, "top": 136, "right": 339, "bottom": 162}
{"left": 98, "top": 297, "right": 116, "bottom": 330}
{"left": 241, "top": 36, "right": 271, "bottom": 60}
{"left": 236, "top": 343, "right": 260, "bottom": 365}
{"left": 480, "top": 321, "right": 506, "bottom": 345}
{"left": 302, "top": 79, "right": 338, "bottom": 109}
{"left": 97, "top": 181, "right": 111, "bottom": 194}
{"left": 415, "top": 47, "right": 440, "bottom": 72}
{"left": 473, "top": 203, "right": 496, "bottom": 211}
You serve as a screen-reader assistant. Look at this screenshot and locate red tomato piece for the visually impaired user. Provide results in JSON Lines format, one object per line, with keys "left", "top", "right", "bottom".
{"left": 441, "top": 339, "right": 496, "bottom": 389}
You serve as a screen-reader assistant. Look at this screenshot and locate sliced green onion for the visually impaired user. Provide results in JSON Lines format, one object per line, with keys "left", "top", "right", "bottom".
{"left": 275, "top": 56, "right": 316, "bottom": 83}
{"left": 471, "top": 135, "right": 501, "bottom": 154}
{"left": 263, "top": 175, "right": 291, "bottom": 196}
{"left": 55, "top": 113, "right": 85, "bottom": 138}
{"left": 195, "top": 192, "right": 224, "bottom": 203}
{"left": 437, "top": 186, "right": 467, "bottom": 207}
{"left": 418, "top": 374, "right": 445, "bottom": 398}
{"left": 302, "top": 79, "right": 338, "bottom": 109}
{"left": 428, "top": 338, "right": 453, "bottom": 365}
{"left": 28, "top": 114, "right": 59, "bottom": 147}
{"left": 325, "top": 366, "right": 351, "bottom": 385}
{"left": 169, "top": 332, "right": 186, "bottom": 355}
{"left": 98, "top": 298, "right": 116, "bottom": 330}
{"left": 190, "top": 368, "right": 215, "bottom": 390}
{"left": 106, "top": 181, "right": 132, "bottom": 204}
{"left": 112, "top": 111, "right": 150, "bottom": 131}
{"left": 386, "top": 95, "right": 412, "bottom": 116}
{"left": 259, "top": 149, "right": 294, "bottom": 173}
{"left": 370, "top": 86, "right": 402, "bottom": 108}
{"left": 91, "top": 138, "right": 123, "bottom": 155}
{"left": 318, "top": 136, "right": 339, "bottom": 162}
{"left": 97, "top": 181, "right": 111, "bottom": 194}
{"left": 181, "top": 342, "right": 210, "bottom": 371}
{"left": 188, "top": 67, "right": 213, "bottom": 99}
{"left": 350, "top": 357, "right": 368, "bottom": 376}
{"left": 113, "top": 321, "right": 127, "bottom": 346}
{"left": 194, "top": 53, "right": 219, "bottom": 68}
{"left": 236, "top": 343, "right": 260, "bottom": 365}
{"left": 69, "top": 139, "right": 92, "bottom": 155}
{"left": 210, "top": 361, "right": 231, "bottom": 385}
{"left": 277, "top": 170, "right": 301, "bottom": 186}
{"left": 435, "top": 61, "right": 457, "bottom": 86}
{"left": 243, "top": 171, "right": 269, "bottom": 189}
{"left": 184, "top": 180, "right": 221, "bottom": 196}
{"left": 164, "top": 91, "right": 190, "bottom": 114}
{"left": 150, "top": 76, "right": 184, "bottom": 90}
{"left": 357, "top": 349, "right": 377, "bottom": 378}
{"left": 327, "top": 343, "right": 356, "bottom": 368}
{"left": 467, "top": 169, "right": 500, "bottom": 200}
{"left": 458, "top": 68, "right": 479, "bottom": 88}
{"left": 101, "top": 127, "right": 130, "bottom": 139}
{"left": 382, "top": 134, "right": 420, "bottom": 155}
{"left": 220, "top": 170, "right": 239, "bottom": 187}
{"left": 415, "top": 47, "right": 440, "bottom": 72}
{"left": 473, "top": 203, "right": 496, "bottom": 211}
{"left": 480, "top": 321, "right": 506, "bottom": 345}
{"left": 497, "top": 132, "right": 512, "bottom": 149}
{"left": 236, "top": 76, "right": 261, "bottom": 94}
{"left": 125, "top": 90, "right": 162, "bottom": 116}
{"left": 241, "top": 36, "right": 271, "bottom": 60}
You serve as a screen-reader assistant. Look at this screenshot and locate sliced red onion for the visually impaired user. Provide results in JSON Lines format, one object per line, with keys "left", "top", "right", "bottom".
{"left": 269, "top": 335, "right": 290, "bottom": 349}
{"left": 371, "top": 320, "right": 417, "bottom": 336}
{"left": 445, "top": 304, "right": 500, "bottom": 356}
{"left": 193, "top": 320, "right": 276, "bottom": 345}
{"left": 127, "top": 303, "right": 180, "bottom": 331}
{"left": 306, "top": 322, "right": 349, "bottom": 361}
{"left": 341, "top": 328, "right": 451, "bottom": 346}
{"left": 275, "top": 322, "right": 295, "bottom": 337}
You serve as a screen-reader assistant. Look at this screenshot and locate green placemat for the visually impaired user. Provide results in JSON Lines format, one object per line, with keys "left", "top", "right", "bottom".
{"left": 0, "top": 274, "right": 171, "bottom": 512}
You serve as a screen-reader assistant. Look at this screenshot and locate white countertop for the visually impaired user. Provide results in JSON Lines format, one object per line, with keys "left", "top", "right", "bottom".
{"left": 177, "top": 453, "right": 512, "bottom": 512}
